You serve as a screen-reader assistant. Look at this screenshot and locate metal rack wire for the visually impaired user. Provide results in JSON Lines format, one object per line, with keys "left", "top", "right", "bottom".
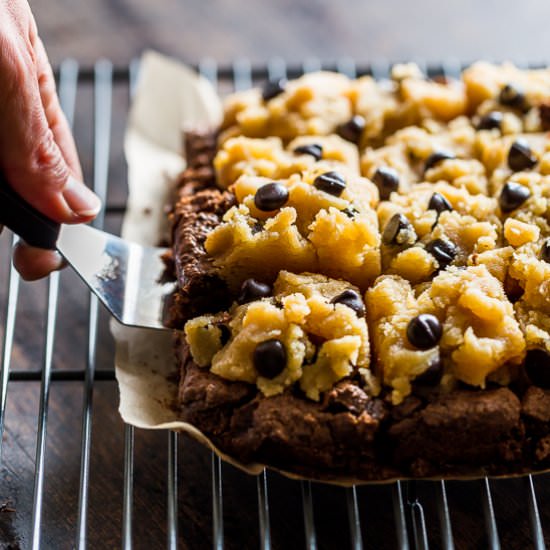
{"left": 0, "top": 57, "right": 548, "bottom": 549}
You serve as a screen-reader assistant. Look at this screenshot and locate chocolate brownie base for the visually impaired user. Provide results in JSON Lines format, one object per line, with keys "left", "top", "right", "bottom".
{"left": 176, "top": 332, "right": 550, "bottom": 481}
{"left": 165, "top": 130, "right": 236, "bottom": 327}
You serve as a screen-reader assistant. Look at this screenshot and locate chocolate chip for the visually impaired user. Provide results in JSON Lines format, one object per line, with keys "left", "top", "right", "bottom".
{"left": 525, "top": 348, "right": 550, "bottom": 389}
{"left": 499, "top": 83, "right": 527, "bottom": 110}
{"left": 539, "top": 104, "right": 550, "bottom": 131}
{"left": 424, "top": 151, "right": 455, "bottom": 173}
{"left": 477, "top": 111, "right": 503, "bottom": 131}
{"left": 414, "top": 358, "right": 443, "bottom": 386}
{"left": 337, "top": 115, "right": 366, "bottom": 143}
{"left": 254, "top": 182, "right": 289, "bottom": 211}
{"left": 428, "top": 193, "right": 453, "bottom": 215}
{"left": 425, "top": 239, "right": 457, "bottom": 269}
{"left": 313, "top": 171, "right": 346, "bottom": 197}
{"left": 251, "top": 221, "right": 264, "bottom": 234}
{"left": 237, "top": 278, "right": 272, "bottom": 304}
{"left": 293, "top": 143, "right": 323, "bottom": 161}
{"left": 262, "top": 78, "right": 287, "bottom": 101}
{"left": 331, "top": 289, "right": 366, "bottom": 318}
{"left": 541, "top": 239, "right": 550, "bottom": 263}
{"left": 373, "top": 167, "right": 400, "bottom": 200}
{"left": 218, "top": 325, "right": 231, "bottom": 346}
{"left": 382, "top": 213, "right": 414, "bottom": 246}
{"left": 499, "top": 181, "right": 531, "bottom": 213}
{"left": 253, "top": 339, "right": 287, "bottom": 379}
{"left": 407, "top": 314, "right": 442, "bottom": 350}
{"left": 508, "top": 139, "right": 537, "bottom": 172}
{"left": 342, "top": 206, "right": 358, "bottom": 219}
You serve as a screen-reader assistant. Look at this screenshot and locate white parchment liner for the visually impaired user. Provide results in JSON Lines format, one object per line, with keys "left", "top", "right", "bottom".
{"left": 114, "top": 51, "right": 543, "bottom": 484}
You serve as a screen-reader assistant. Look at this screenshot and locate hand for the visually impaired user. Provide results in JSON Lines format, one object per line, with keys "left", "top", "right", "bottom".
{"left": 0, "top": 0, "right": 101, "bottom": 280}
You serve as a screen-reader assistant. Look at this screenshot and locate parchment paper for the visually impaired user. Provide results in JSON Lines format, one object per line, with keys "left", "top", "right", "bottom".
{"left": 114, "top": 51, "right": 265, "bottom": 476}
{"left": 114, "top": 51, "right": 542, "bottom": 484}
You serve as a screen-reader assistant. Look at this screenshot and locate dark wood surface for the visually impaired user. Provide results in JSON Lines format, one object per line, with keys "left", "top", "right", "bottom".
{"left": 1, "top": 2, "right": 550, "bottom": 549}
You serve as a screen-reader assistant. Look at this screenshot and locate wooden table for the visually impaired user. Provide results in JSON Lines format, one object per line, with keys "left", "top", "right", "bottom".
{"left": 1, "top": 1, "right": 550, "bottom": 548}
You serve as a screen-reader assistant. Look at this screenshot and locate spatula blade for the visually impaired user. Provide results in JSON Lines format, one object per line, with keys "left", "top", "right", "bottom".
{"left": 57, "top": 224, "right": 173, "bottom": 329}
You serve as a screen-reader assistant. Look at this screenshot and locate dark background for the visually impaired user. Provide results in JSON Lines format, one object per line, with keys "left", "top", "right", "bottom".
{"left": 0, "top": 1, "right": 549, "bottom": 549}
{"left": 31, "top": 0, "right": 550, "bottom": 66}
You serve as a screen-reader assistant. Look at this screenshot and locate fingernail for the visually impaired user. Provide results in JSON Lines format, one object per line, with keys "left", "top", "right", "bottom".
{"left": 62, "top": 175, "right": 101, "bottom": 217}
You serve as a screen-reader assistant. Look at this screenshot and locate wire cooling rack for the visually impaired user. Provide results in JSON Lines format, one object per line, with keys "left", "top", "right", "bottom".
{"left": 0, "top": 57, "right": 549, "bottom": 549}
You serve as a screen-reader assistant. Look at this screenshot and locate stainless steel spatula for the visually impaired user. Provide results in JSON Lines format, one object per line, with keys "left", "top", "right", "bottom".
{"left": 0, "top": 175, "right": 173, "bottom": 330}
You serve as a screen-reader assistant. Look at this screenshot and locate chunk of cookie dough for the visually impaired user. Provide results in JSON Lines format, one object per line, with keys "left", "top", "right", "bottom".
{"left": 205, "top": 167, "right": 381, "bottom": 291}
{"left": 509, "top": 241, "right": 550, "bottom": 313}
{"left": 361, "top": 119, "right": 483, "bottom": 194}
{"left": 184, "top": 271, "right": 372, "bottom": 401}
{"left": 214, "top": 134, "right": 359, "bottom": 189}
{"left": 366, "top": 265, "right": 525, "bottom": 404}
{"left": 378, "top": 205, "right": 500, "bottom": 284}
{"left": 220, "top": 72, "right": 354, "bottom": 143}
{"left": 463, "top": 61, "right": 550, "bottom": 114}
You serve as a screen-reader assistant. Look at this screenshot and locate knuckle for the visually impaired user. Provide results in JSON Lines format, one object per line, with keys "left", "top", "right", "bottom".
{"left": 32, "top": 128, "right": 68, "bottom": 189}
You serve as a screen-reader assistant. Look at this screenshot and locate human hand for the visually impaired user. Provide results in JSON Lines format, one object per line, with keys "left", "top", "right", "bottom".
{"left": 0, "top": 0, "right": 101, "bottom": 280}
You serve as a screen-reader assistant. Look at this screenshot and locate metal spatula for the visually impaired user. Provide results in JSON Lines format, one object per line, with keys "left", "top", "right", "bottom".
{"left": 0, "top": 175, "right": 173, "bottom": 330}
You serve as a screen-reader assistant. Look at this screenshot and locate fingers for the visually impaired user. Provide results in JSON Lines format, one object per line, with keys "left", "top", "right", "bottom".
{"left": 0, "top": 36, "right": 100, "bottom": 225}
{"left": 12, "top": 241, "right": 65, "bottom": 281}
{"left": 34, "top": 36, "right": 83, "bottom": 181}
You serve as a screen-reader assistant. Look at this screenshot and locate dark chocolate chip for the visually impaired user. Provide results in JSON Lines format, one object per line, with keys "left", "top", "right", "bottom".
{"left": 382, "top": 213, "right": 414, "bottom": 246}
{"left": 237, "top": 278, "right": 272, "bottom": 304}
{"left": 254, "top": 182, "right": 289, "bottom": 211}
{"left": 539, "top": 104, "right": 550, "bottom": 131}
{"left": 413, "top": 358, "right": 443, "bottom": 386}
{"left": 508, "top": 139, "right": 537, "bottom": 172}
{"left": 337, "top": 115, "right": 366, "bottom": 143}
{"left": 294, "top": 143, "right": 323, "bottom": 160}
{"left": 499, "top": 181, "right": 531, "bottom": 213}
{"left": 331, "top": 289, "right": 366, "bottom": 318}
{"left": 342, "top": 206, "right": 358, "bottom": 219}
{"left": 425, "top": 239, "right": 457, "bottom": 269}
{"left": 262, "top": 78, "right": 287, "bottom": 101}
{"left": 406, "top": 314, "right": 442, "bottom": 350}
{"left": 525, "top": 348, "right": 550, "bottom": 389}
{"left": 251, "top": 221, "right": 264, "bottom": 234}
{"left": 428, "top": 192, "right": 453, "bottom": 215}
{"left": 218, "top": 325, "right": 231, "bottom": 346}
{"left": 499, "top": 83, "right": 527, "bottom": 111}
{"left": 541, "top": 239, "right": 550, "bottom": 263}
{"left": 424, "top": 151, "right": 455, "bottom": 173}
{"left": 294, "top": 143, "right": 323, "bottom": 161}
{"left": 313, "top": 171, "right": 346, "bottom": 197}
{"left": 253, "top": 339, "right": 287, "bottom": 379}
{"left": 373, "top": 167, "right": 400, "bottom": 200}
{"left": 477, "top": 111, "right": 503, "bottom": 131}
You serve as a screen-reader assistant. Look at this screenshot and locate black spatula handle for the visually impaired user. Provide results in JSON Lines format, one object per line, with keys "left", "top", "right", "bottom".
{"left": 0, "top": 172, "right": 60, "bottom": 250}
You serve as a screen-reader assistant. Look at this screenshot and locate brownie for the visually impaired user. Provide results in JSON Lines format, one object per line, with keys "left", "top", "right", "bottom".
{"left": 165, "top": 130, "right": 236, "bottom": 327}
{"left": 166, "top": 64, "right": 550, "bottom": 481}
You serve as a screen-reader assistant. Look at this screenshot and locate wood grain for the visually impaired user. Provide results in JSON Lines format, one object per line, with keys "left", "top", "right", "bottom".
{"left": 1, "top": 2, "right": 550, "bottom": 548}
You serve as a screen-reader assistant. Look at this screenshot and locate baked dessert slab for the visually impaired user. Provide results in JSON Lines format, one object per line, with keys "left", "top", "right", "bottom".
{"left": 164, "top": 62, "right": 550, "bottom": 482}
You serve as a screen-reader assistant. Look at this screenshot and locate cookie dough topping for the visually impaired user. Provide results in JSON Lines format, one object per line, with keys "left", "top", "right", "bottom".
{"left": 178, "top": 62, "right": 550, "bottom": 407}
{"left": 184, "top": 271, "right": 371, "bottom": 400}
